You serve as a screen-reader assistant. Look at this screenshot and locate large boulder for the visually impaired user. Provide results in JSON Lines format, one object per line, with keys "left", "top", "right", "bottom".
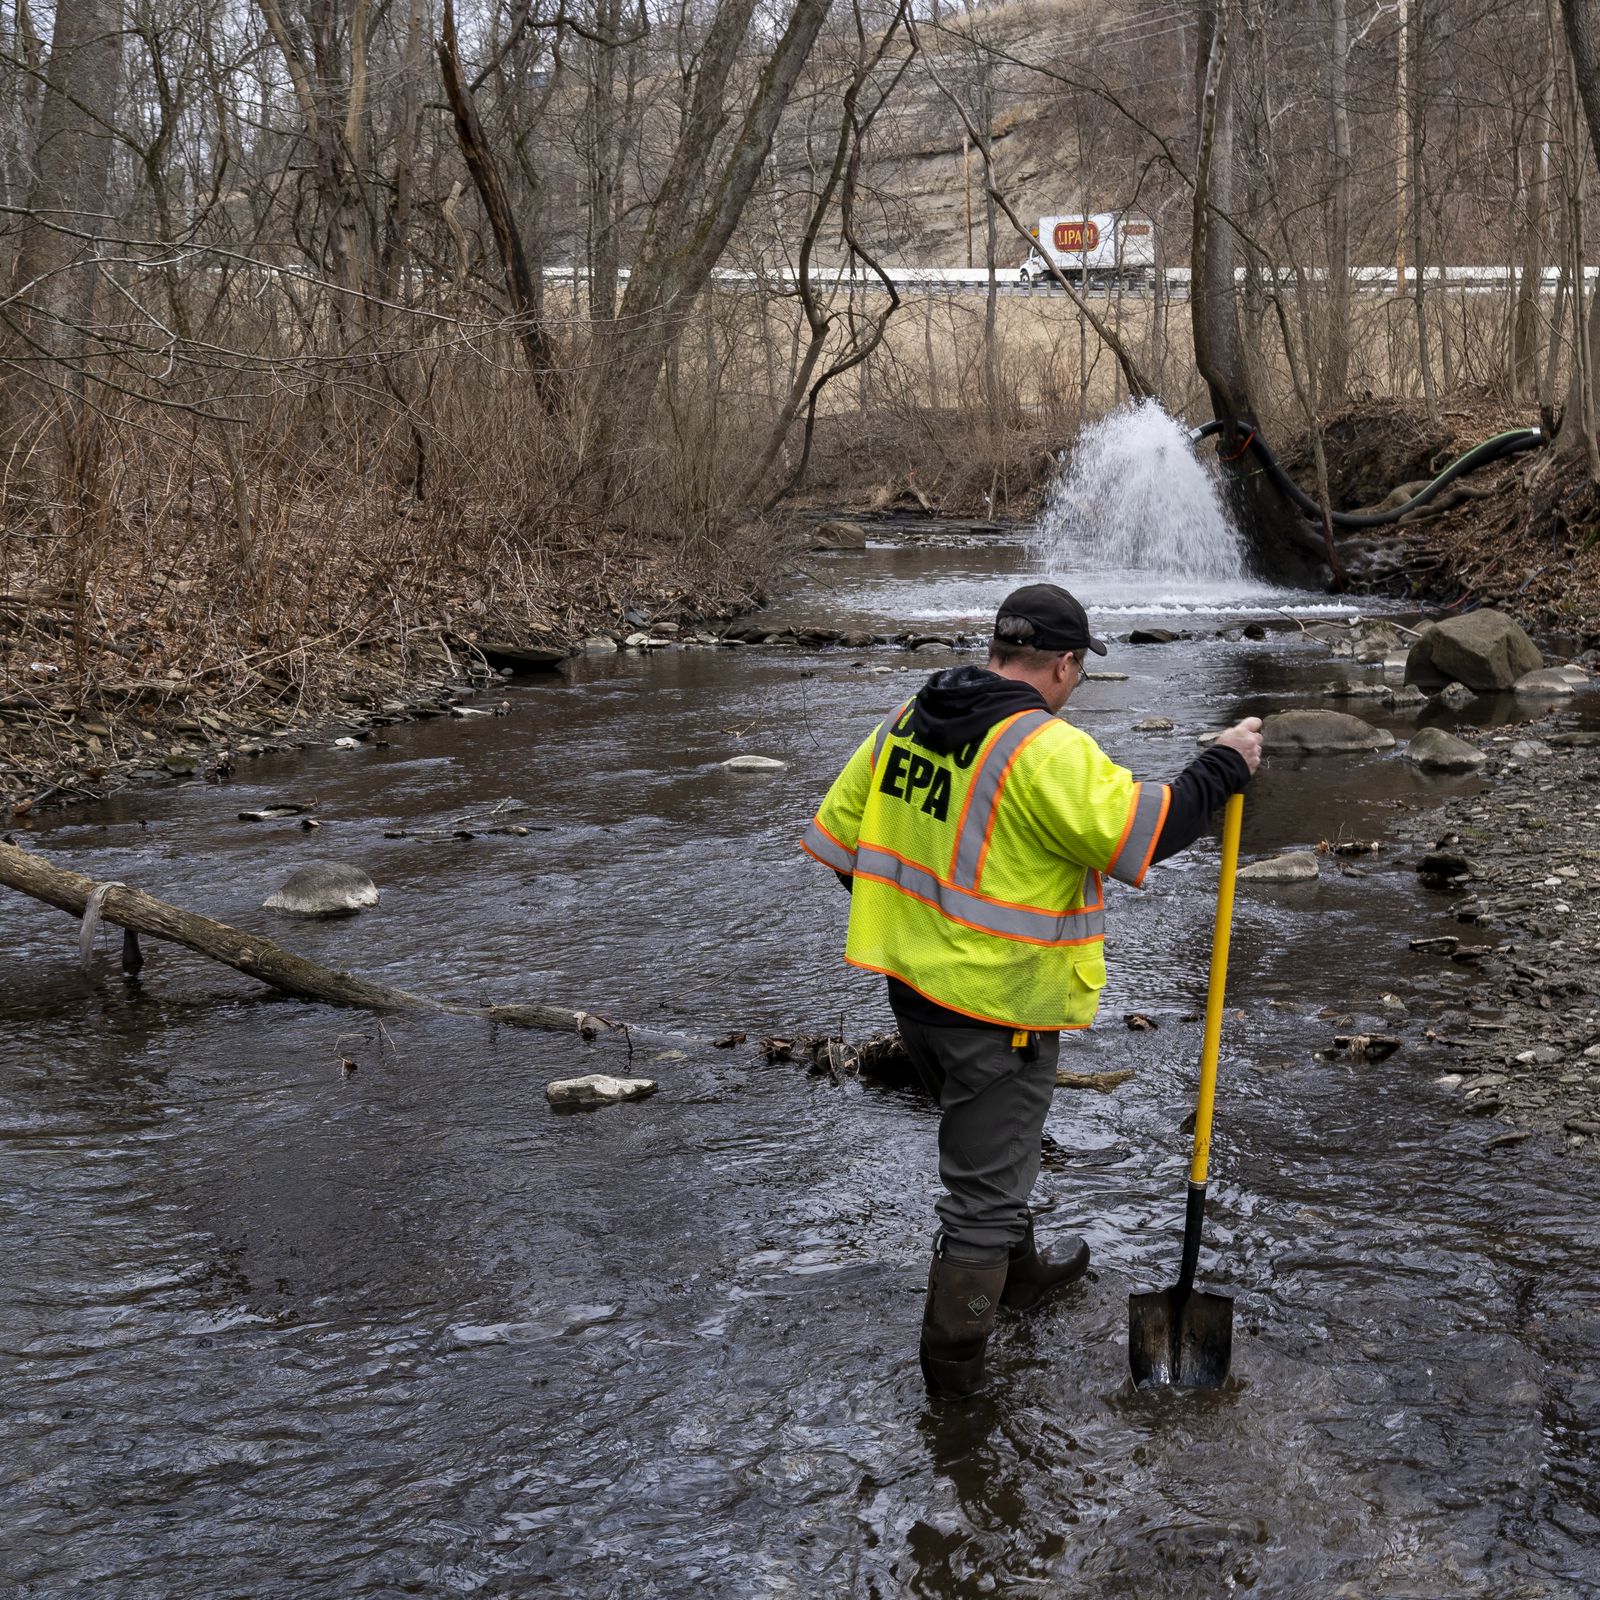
{"left": 1404, "top": 610, "right": 1542, "bottom": 692}
{"left": 1402, "top": 726, "right": 1486, "bottom": 772}
{"left": 1262, "top": 710, "right": 1396, "bottom": 754}
{"left": 262, "top": 862, "right": 379, "bottom": 917}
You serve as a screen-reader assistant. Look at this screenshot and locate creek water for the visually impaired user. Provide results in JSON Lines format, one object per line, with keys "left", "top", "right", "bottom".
{"left": 3, "top": 522, "right": 1598, "bottom": 1598}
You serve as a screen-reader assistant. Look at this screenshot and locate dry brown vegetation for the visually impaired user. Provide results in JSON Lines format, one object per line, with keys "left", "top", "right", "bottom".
{"left": 9, "top": 0, "right": 1600, "bottom": 807}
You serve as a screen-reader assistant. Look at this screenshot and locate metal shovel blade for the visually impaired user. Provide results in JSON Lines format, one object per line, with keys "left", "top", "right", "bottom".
{"left": 1128, "top": 1285, "right": 1234, "bottom": 1390}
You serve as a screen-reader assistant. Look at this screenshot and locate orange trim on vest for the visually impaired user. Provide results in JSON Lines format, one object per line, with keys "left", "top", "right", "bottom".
{"left": 1107, "top": 783, "right": 1144, "bottom": 874}
{"left": 1129, "top": 786, "right": 1171, "bottom": 887}
{"left": 808, "top": 815, "right": 854, "bottom": 856}
{"left": 945, "top": 712, "right": 1025, "bottom": 880}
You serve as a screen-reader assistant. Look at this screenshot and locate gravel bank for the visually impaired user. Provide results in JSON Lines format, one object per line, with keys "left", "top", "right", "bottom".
{"left": 1396, "top": 725, "right": 1600, "bottom": 1149}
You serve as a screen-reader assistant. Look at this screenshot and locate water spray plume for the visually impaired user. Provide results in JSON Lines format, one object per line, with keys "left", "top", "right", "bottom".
{"left": 1035, "top": 401, "right": 1250, "bottom": 584}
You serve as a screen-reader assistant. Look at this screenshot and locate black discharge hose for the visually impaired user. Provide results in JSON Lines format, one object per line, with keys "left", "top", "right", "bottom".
{"left": 1188, "top": 418, "right": 1545, "bottom": 529}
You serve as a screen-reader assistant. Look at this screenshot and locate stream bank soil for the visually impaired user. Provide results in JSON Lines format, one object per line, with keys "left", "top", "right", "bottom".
{"left": 1295, "top": 394, "right": 1600, "bottom": 646}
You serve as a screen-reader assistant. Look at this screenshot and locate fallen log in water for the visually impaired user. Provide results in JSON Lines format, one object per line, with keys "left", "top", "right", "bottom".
{"left": 0, "top": 838, "right": 607, "bottom": 1037}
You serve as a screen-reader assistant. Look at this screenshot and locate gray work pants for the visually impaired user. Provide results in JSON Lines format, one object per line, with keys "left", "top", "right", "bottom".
{"left": 893, "top": 1012, "right": 1061, "bottom": 1263}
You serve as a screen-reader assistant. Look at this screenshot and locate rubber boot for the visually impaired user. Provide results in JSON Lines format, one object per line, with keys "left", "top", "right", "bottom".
{"left": 1001, "top": 1216, "right": 1090, "bottom": 1313}
{"left": 919, "top": 1238, "right": 1009, "bottom": 1398}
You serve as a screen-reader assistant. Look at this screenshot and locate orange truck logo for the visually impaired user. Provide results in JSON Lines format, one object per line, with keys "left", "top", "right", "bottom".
{"left": 1053, "top": 220, "right": 1099, "bottom": 253}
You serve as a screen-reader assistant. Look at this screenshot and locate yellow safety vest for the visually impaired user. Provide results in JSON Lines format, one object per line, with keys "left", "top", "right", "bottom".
{"left": 802, "top": 700, "right": 1169, "bottom": 1031}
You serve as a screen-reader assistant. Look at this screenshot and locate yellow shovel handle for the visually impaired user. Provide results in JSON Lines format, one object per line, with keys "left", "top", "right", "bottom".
{"left": 1189, "top": 791, "right": 1244, "bottom": 1187}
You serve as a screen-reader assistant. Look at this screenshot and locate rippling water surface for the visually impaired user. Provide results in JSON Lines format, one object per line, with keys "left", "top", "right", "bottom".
{"left": 3, "top": 527, "right": 1597, "bottom": 1597}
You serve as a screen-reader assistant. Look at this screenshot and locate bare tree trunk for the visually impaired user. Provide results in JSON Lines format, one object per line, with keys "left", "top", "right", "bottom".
{"left": 1396, "top": 0, "right": 1408, "bottom": 290}
{"left": 1408, "top": 0, "right": 1439, "bottom": 418}
{"left": 1511, "top": 51, "right": 1554, "bottom": 397}
{"left": 437, "top": 0, "right": 558, "bottom": 396}
{"left": 382, "top": 0, "right": 428, "bottom": 298}
{"left": 1192, "top": 0, "right": 1322, "bottom": 577}
{"left": 978, "top": 48, "right": 1000, "bottom": 420}
{"left": 587, "top": 0, "right": 624, "bottom": 322}
{"left": 1323, "top": 0, "right": 1352, "bottom": 405}
{"left": 595, "top": 0, "right": 835, "bottom": 482}
{"left": 1541, "top": 230, "right": 1570, "bottom": 431}
{"left": 1192, "top": 0, "right": 1247, "bottom": 423}
{"left": 1553, "top": 0, "right": 1600, "bottom": 470}
{"left": 1560, "top": 0, "right": 1600, "bottom": 172}
{"left": 5, "top": 0, "right": 124, "bottom": 443}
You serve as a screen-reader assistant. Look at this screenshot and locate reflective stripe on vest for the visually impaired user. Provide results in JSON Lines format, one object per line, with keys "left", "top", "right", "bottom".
{"left": 949, "top": 709, "right": 1054, "bottom": 887}
{"left": 802, "top": 815, "right": 856, "bottom": 874}
{"left": 854, "top": 844, "right": 1106, "bottom": 945}
{"left": 1106, "top": 781, "right": 1169, "bottom": 886}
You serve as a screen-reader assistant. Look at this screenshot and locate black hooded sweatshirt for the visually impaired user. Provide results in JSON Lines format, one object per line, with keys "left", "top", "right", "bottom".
{"left": 879, "top": 665, "right": 1250, "bottom": 1029}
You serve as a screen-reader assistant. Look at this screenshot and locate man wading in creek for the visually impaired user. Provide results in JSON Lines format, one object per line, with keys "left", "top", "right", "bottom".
{"left": 801, "top": 583, "right": 1264, "bottom": 1397}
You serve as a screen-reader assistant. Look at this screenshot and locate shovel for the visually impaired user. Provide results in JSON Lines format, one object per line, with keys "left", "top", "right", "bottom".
{"left": 1128, "top": 789, "right": 1244, "bottom": 1391}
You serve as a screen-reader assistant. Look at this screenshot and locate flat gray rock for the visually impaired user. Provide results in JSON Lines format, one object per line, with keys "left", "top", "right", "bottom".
{"left": 1133, "top": 716, "right": 1173, "bottom": 732}
{"left": 1238, "top": 852, "right": 1320, "bottom": 883}
{"left": 1514, "top": 668, "right": 1576, "bottom": 696}
{"left": 1262, "top": 710, "right": 1396, "bottom": 754}
{"left": 1403, "top": 726, "right": 1486, "bottom": 772}
{"left": 722, "top": 755, "right": 786, "bottom": 771}
{"left": 262, "top": 861, "right": 379, "bottom": 917}
{"left": 1405, "top": 610, "right": 1542, "bottom": 691}
{"left": 546, "top": 1074, "right": 658, "bottom": 1108}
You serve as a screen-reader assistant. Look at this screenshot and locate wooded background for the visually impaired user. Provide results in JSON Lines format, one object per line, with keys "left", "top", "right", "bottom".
{"left": 5, "top": 0, "right": 1600, "bottom": 587}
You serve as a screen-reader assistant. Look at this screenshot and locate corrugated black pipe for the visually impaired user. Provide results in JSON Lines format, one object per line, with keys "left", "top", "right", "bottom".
{"left": 1188, "top": 420, "right": 1545, "bottom": 529}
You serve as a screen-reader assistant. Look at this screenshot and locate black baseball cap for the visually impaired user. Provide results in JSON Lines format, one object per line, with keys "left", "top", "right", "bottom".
{"left": 993, "top": 583, "right": 1107, "bottom": 655}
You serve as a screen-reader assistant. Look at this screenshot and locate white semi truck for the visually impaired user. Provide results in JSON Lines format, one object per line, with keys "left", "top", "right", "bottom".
{"left": 1019, "top": 211, "right": 1156, "bottom": 290}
